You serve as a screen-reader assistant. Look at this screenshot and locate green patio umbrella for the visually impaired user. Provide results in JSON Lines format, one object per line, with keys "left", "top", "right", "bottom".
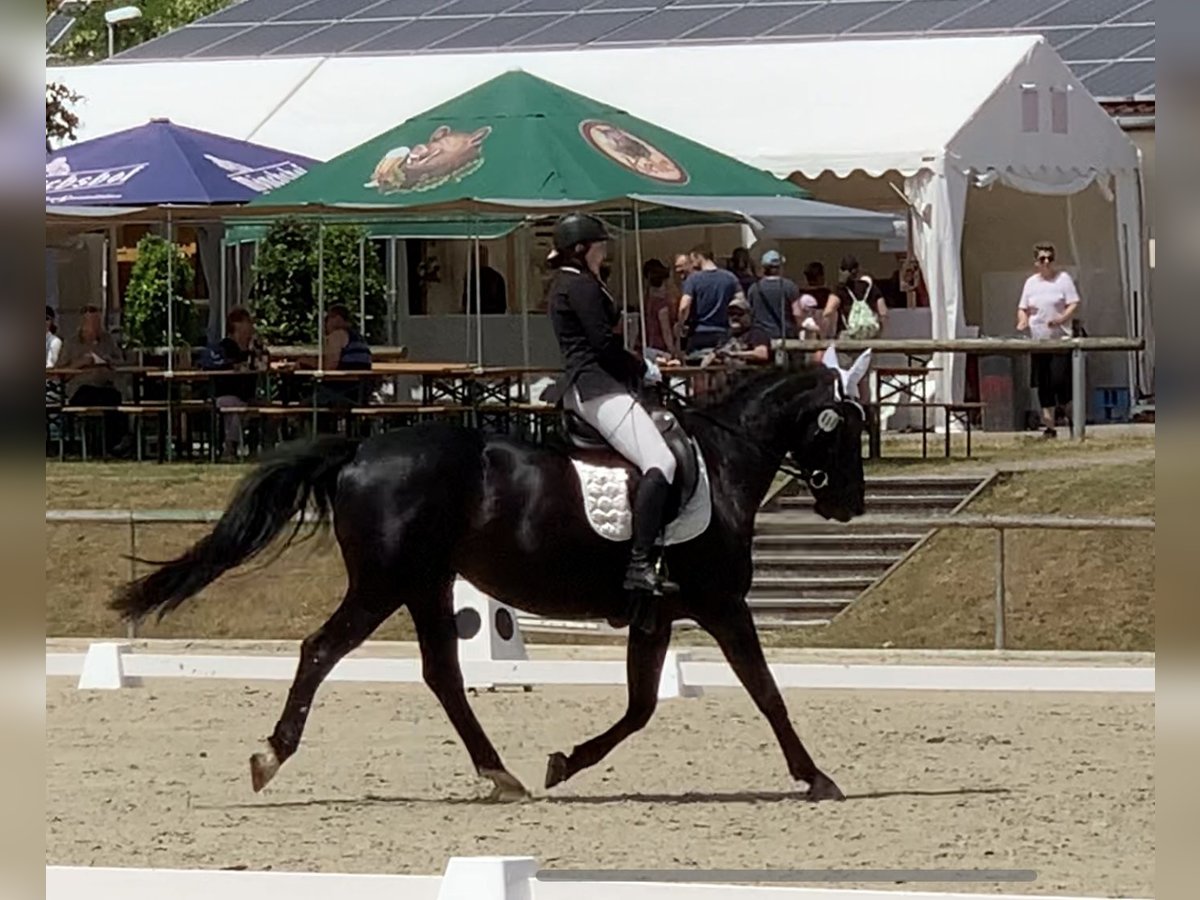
{"left": 254, "top": 70, "right": 806, "bottom": 210}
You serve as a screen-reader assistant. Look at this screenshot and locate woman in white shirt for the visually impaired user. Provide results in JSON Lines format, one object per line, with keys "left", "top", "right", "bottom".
{"left": 46, "top": 306, "right": 62, "bottom": 368}
{"left": 1017, "top": 243, "right": 1080, "bottom": 438}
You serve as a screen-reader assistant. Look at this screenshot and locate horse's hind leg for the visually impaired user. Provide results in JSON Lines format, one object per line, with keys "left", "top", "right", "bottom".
{"left": 696, "top": 600, "right": 844, "bottom": 802}
{"left": 544, "top": 617, "right": 672, "bottom": 789}
{"left": 409, "top": 578, "right": 529, "bottom": 802}
{"left": 250, "top": 584, "right": 396, "bottom": 792}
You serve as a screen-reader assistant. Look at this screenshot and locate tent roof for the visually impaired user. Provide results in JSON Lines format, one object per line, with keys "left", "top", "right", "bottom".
{"left": 49, "top": 35, "right": 1138, "bottom": 182}
{"left": 258, "top": 70, "right": 803, "bottom": 209}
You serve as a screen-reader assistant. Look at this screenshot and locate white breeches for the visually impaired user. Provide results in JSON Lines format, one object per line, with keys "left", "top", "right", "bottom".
{"left": 566, "top": 387, "right": 677, "bottom": 483}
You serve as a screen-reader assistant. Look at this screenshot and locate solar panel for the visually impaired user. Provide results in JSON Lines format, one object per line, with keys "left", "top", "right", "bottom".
{"left": 510, "top": 0, "right": 593, "bottom": 10}
{"left": 1027, "top": 0, "right": 1138, "bottom": 28}
{"left": 267, "top": 20, "right": 399, "bottom": 54}
{"left": 1113, "top": 0, "right": 1154, "bottom": 25}
{"left": 348, "top": 0, "right": 456, "bottom": 19}
{"left": 437, "top": 0, "right": 529, "bottom": 15}
{"left": 1056, "top": 25, "right": 1154, "bottom": 62}
{"left": 1040, "top": 28, "right": 1089, "bottom": 50}
{"left": 772, "top": 1, "right": 896, "bottom": 36}
{"left": 684, "top": 4, "right": 820, "bottom": 40}
{"left": 116, "top": 25, "right": 252, "bottom": 59}
{"left": 510, "top": 10, "right": 641, "bottom": 44}
{"left": 583, "top": 0, "right": 662, "bottom": 9}
{"left": 1080, "top": 60, "right": 1154, "bottom": 97}
{"left": 350, "top": 15, "right": 486, "bottom": 50}
{"left": 852, "top": 0, "right": 978, "bottom": 34}
{"left": 274, "top": 0, "right": 387, "bottom": 22}
{"left": 594, "top": 6, "right": 732, "bottom": 42}
{"left": 1130, "top": 38, "right": 1153, "bottom": 58}
{"left": 46, "top": 12, "right": 75, "bottom": 48}
{"left": 935, "top": 0, "right": 1047, "bottom": 30}
{"left": 203, "top": 0, "right": 320, "bottom": 25}
{"left": 435, "top": 13, "right": 566, "bottom": 47}
{"left": 192, "top": 22, "right": 319, "bottom": 56}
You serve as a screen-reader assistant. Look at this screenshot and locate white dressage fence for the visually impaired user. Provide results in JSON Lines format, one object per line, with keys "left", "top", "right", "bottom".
{"left": 50, "top": 642, "right": 1154, "bottom": 695}
{"left": 46, "top": 856, "right": 1149, "bottom": 900}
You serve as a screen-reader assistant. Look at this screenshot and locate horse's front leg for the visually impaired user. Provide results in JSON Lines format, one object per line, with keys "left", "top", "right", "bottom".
{"left": 544, "top": 616, "right": 672, "bottom": 788}
{"left": 409, "top": 579, "right": 530, "bottom": 801}
{"left": 695, "top": 599, "right": 844, "bottom": 801}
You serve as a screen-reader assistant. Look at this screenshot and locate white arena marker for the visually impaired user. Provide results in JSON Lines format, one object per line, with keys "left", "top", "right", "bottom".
{"left": 657, "top": 650, "right": 702, "bottom": 701}
{"left": 453, "top": 579, "right": 527, "bottom": 667}
{"left": 438, "top": 855, "right": 538, "bottom": 900}
{"left": 76, "top": 642, "right": 128, "bottom": 690}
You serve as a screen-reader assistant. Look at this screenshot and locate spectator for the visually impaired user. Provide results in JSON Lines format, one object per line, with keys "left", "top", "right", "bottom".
{"left": 1017, "top": 242, "right": 1080, "bottom": 438}
{"left": 317, "top": 304, "right": 373, "bottom": 413}
{"left": 59, "top": 304, "right": 130, "bottom": 454}
{"left": 672, "top": 252, "right": 695, "bottom": 290}
{"left": 728, "top": 246, "right": 757, "bottom": 296}
{"left": 716, "top": 297, "right": 771, "bottom": 365}
{"left": 677, "top": 245, "right": 742, "bottom": 357}
{"left": 747, "top": 249, "right": 802, "bottom": 341}
{"left": 323, "top": 304, "right": 373, "bottom": 372}
{"left": 641, "top": 258, "right": 678, "bottom": 359}
{"left": 463, "top": 245, "right": 507, "bottom": 315}
{"left": 206, "top": 307, "right": 262, "bottom": 459}
{"left": 46, "top": 306, "right": 62, "bottom": 368}
{"left": 823, "top": 254, "right": 888, "bottom": 338}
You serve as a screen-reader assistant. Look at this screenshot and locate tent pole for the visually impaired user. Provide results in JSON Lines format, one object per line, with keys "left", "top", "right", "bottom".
{"left": 624, "top": 213, "right": 633, "bottom": 350}
{"left": 166, "top": 209, "right": 174, "bottom": 375}
{"left": 633, "top": 201, "right": 647, "bottom": 358}
{"left": 519, "top": 223, "right": 530, "bottom": 375}
{"left": 219, "top": 237, "right": 227, "bottom": 336}
{"left": 317, "top": 221, "right": 325, "bottom": 373}
{"left": 359, "top": 234, "right": 367, "bottom": 340}
{"left": 474, "top": 225, "right": 483, "bottom": 368}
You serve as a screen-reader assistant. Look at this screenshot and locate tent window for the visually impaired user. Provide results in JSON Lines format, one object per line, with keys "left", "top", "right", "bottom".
{"left": 1021, "top": 87, "right": 1039, "bottom": 133}
{"left": 1050, "top": 87, "right": 1069, "bottom": 134}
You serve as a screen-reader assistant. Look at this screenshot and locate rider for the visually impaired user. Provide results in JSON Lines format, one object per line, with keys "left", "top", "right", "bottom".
{"left": 541, "top": 212, "right": 678, "bottom": 624}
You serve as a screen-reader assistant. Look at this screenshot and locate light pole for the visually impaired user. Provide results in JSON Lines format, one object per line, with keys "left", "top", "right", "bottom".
{"left": 104, "top": 6, "right": 142, "bottom": 58}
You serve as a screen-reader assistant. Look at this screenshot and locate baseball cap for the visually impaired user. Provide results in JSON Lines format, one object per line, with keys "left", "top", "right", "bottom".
{"left": 729, "top": 297, "right": 751, "bottom": 311}
{"left": 760, "top": 249, "right": 784, "bottom": 267}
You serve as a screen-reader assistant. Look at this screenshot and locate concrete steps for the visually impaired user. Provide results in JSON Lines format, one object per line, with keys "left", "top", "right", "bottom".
{"left": 749, "top": 473, "right": 989, "bottom": 625}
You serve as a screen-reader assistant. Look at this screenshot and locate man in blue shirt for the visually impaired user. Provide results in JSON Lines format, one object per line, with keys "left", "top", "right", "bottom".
{"left": 677, "top": 245, "right": 742, "bottom": 356}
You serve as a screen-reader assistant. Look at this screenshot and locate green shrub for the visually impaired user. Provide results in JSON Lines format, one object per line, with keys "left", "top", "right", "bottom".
{"left": 123, "top": 234, "right": 196, "bottom": 348}
{"left": 251, "top": 218, "right": 386, "bottom": 345}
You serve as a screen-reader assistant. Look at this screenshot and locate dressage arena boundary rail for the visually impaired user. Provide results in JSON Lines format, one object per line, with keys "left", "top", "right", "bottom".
{"left": 48, "top": 643, "right": 1153, "bottom": 694}
{"left": 46, "top": 856, "right": 1152, "bottom": 900}
{"left": 46, "top": 509, "right": 1156, "bottom": 649}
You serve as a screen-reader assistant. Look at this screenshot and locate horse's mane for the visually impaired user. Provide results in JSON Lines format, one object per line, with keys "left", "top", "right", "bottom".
{"left": 686, "top": 363, "right": 828, "bottom": 416}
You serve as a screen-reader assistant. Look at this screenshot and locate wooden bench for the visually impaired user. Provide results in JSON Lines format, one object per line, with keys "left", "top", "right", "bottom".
{"left": 941, "top": 402, "right": 985, "bottom": 459}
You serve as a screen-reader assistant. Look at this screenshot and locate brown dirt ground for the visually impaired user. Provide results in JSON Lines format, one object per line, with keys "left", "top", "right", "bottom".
{"left": 46, "top": 679, "right": 1153, "bottom": 896}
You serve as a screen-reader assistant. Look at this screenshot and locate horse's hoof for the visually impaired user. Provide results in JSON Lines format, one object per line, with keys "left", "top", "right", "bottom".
{"left": 805, "top": 771, "right": 846, "bottom": 802}
{"left": 481, "top": 767, "right": 531, "bottom": 803}
{"left": 249, "top": 746, "right": 280, "bottom": 793}
{"left": 545, "top": 752, "right": 571, "bottom": 789}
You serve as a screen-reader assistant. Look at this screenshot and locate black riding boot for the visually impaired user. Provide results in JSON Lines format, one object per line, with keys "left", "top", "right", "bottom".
{"left": 624, "top": 468, "right": 677, "bottom": 633}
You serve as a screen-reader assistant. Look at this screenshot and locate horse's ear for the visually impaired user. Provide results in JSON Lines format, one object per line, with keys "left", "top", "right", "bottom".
{"left": 846, "top": 349, "right": 872, "bottom": 395}
{"left": 821, "top": 345, "right": 839, "bottom": 372}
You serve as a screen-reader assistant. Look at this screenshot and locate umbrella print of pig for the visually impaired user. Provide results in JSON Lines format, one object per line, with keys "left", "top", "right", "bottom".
{"left": 365, "top": 125, "right": 493, "bottom": 194}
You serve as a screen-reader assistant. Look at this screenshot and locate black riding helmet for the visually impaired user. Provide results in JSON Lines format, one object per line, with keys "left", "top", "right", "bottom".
{"left": 552, "top": 212, "right": 610, "bottom": 254}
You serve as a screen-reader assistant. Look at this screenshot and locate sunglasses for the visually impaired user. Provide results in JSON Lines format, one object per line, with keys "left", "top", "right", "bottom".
{"left": 1036, "top": 255, "right": 1054, "bottom": 263}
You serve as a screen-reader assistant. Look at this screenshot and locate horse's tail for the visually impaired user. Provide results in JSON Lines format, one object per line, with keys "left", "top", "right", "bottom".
{"left": 110, "top": 436, "right": 360, "bottom": 623}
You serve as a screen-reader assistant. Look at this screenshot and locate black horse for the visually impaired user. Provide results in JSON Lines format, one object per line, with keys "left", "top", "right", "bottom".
{"left": 112, "top": 364, "right": 866, "bottom": 802}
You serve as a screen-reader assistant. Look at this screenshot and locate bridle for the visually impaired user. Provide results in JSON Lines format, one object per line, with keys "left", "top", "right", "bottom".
{"left": 664, "top": 391, "right": 845, "bottom": 491}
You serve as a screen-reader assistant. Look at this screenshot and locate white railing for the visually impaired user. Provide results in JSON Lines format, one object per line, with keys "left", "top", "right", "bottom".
{"left": 45, "top": 856, "right": 1149, "bottom": 900}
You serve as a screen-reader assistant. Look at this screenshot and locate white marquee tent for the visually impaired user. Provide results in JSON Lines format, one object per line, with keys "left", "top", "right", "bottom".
{"left": 50, "top": 34, "right": 1150, "bottom": 400}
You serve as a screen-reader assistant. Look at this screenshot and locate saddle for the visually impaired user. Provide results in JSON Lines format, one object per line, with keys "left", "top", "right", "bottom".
{"left": 561, "top": 405, "right": 701, "bottom": 521}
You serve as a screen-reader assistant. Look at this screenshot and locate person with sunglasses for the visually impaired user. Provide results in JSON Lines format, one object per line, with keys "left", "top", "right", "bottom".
{"left": 1017, "top": 242, "right": 1081, "bottom": 438}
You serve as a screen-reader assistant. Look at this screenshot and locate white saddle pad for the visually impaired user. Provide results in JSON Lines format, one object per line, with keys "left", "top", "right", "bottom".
{"left": 570, "top": 441, "right": 712, "bottom": 545}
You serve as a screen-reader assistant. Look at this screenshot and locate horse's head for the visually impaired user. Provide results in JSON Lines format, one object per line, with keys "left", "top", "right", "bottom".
{"left": 787, "top": 348, "right": 870, "bottom": 523}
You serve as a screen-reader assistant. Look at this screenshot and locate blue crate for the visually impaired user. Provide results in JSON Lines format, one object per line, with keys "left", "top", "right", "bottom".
{"left": 1091, "top": 387, "right": 1131, "bottom": 423}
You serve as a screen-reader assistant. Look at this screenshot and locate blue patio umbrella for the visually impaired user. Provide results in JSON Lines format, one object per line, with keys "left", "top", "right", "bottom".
{"left": 45, "top": 118, "right": 318, "bottom": 206}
